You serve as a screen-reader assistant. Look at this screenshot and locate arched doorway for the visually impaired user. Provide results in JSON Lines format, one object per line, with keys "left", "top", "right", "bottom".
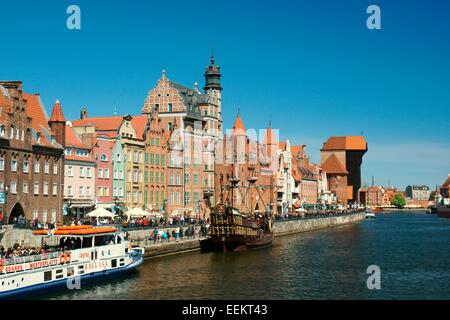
{"left": 9, "top": 202, "right": 25, "bottom": 224}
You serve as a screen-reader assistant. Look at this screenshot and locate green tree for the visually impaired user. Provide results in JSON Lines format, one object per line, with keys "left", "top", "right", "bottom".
{"left": 391, "top": 193, "right": 406, "bottom": 208}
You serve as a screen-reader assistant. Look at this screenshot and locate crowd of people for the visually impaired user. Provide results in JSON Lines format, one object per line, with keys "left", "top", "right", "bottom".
{"left": 0, "top": 241, "right": 56, "bottom": 261}
{"left": 145, "top": 224, "right": 209, "bottom": 244}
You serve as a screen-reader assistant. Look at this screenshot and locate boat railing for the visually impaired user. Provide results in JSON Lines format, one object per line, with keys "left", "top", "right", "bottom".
{"left": 1, "top": 251, "right": 62, "bottom": 266}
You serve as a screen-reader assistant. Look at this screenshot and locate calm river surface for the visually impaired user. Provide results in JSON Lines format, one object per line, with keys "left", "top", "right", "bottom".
{"left": 41, "top": 212, "right": 450, "bottom": 300}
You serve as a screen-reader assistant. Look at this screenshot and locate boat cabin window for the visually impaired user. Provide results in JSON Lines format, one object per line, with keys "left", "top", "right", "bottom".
{"left": 111, "top": 259, "right": 117, "bottom": 268}
{"left": 67, "top": 267, "right": 74, "bottom": 277}
{"left": 44, "top": 271, "right": 52, "bottom": 282}
{"left": 94, "top": 235, "right": 115, "bottom": 247}
{"left": 59, "top": 237, "right": 82, "bottom": 250}
{"left": 82, "top": 237, "right": 93, "bottom": 248}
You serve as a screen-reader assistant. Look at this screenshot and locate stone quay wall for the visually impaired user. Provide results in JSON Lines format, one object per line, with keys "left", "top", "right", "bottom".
{"left": 272, "top": 213, "right": 365, "bottom": 236}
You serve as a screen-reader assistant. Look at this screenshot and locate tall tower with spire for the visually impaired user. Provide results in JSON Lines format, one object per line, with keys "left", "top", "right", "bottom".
{"left": 204, "top": 49, "right": 223, "bottom": 137}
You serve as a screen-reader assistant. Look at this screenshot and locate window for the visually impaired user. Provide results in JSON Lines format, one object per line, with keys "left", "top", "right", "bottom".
{"left": 67, "top": 185, "right": 73, "bottom": 196}
{"left": 139, "top": 152, "right": 143, "bottom": 163}
{"left": 113, "top": 170, "right": 118, "bottom": 179}
{"left": 23, "top": 160, "right": 29, "bottom": 173}
{"left": 116, "top": 153, "right": 121, "bottom": 162}
{"left": 11, "top": 160, "right": 17, "bottom": 172}
{"left": 168, "top": 103, "right": 173, "bottom": 112}
{"left": 133, "top": 170, "right": 139, "bottom": 183}
{"left": 42, "top": 210, "right": 48, "bottom": 223}
{"left": 161, "top": 171, "right": 165, "bottom": 184}
{"left": 86, "top": 186, "right": 91, "bottom": 196}
{"left": 16, "top": 128, "right": 19, "bottom": 140}
{"left": 133, "top": 191, "right": 138, "bottom": 203}
{"left": 98, "top": 187, "right": 103, "bottom": 197}
{"left": 9, "top": 126, "right": 14, "bottom": 139}
{"left": 100, "top": 154, "right": 108, "bottom": 161}
{"left": 170, "top": 173, "right": 174, "bottom": 185}
{"left": 119, "top": 187, "right": 124, "bottom": 197}
{"left": 194, "top": 174, "right": 199, "bottom": 185}
{"left": 133, "top": 151, "right": 138, "bottom": 163}
{"left": 67, "top": 166, "right": 73, "bottom": 177}
{"left": 176, "top": 174, "right": 180, "bottom": 185}
{"left": 156, "top": 154, "right": 161, "bottom": 165}
{"left": 0, "top": 158, "right": 4, "bottom": 171}
{"left": 79, "top": 186, "right": 84, "bottom": 196}
{"left": 155, "top": 172, "right": 159, "bottom": 184}
{"left": 161, "top": 155, "right": 166, "bottom": 166}
{"left": 33, "top": 210, "right": 39, "bottom": 220}
{"left": 65, "top": 149, "right": 72, "bottom": 156}
{"left": 175, "top": 192, "right": 180, "bottom": 205}
{"left": 113, "top": 187, "right": 118, "bottom": 197}
{"left": 44, "top": 271, "right": 52, "bottom": 282}
{"left": 104, "top": 169, "right": 109, "bottom": 179}
{"left": 86, "top": 167, "right": 92, "bottom": 178}
{"left": 51, "top": 210, "right": 56, "bottom": 223}
{"left": 79, "top": 167, "right": 85, "bottom": 178}
{"left": 194, "top": 192, "right": 199, "bottom": 209}
{"left": 44, "top": 161, "right": 49, "bottom": 174}
{"left": 23, "top": 182, "right": 28, "bottom": 194}
{"left": 98, "top": 169, "right": 103, "bottom": 179}
{"left": 104, "top": 187, "right": 109, "bottom": 197}
{"left": 34, "top": 161, "right": 40, "bottom": 173}
{"left": 169, "top": 192, "right": 174, "bottom": 205}
{"left": 53, "top": 163, "right": 58, "bottom": 175}
{"left": 43, "top": 182, "right": 49, "bottom": 195}
{"left": 11, "top": 181, "right": 17, "bottom": 194}
{"left": 184, "top": 173, "right": 190, "bottom": 184}
{"left": 150, "top": 153, "right": 154, "bottom": 164}
{"left": 53, "top": 183, "right": 57, "bottom": 195}
{"left": 119, "top": 170, "right": 124, "bottom": 180}
{"left": 34, "top": 182, "right": 39, "bottom": 195}
{"left": 184, "top": 192, "right": 190, "bottom": 205}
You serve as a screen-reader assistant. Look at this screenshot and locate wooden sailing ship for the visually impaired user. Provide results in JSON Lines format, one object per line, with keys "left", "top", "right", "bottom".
{"left": 201, "top": 165, "right": 275, "bottom": 252}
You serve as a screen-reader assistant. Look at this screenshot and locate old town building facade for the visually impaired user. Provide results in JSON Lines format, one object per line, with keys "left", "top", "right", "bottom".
{"left": 0, "top": 81, "right": 65, "bottom": 224}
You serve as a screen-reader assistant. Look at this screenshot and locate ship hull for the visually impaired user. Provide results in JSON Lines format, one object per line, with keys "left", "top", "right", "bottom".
{"left": 437, "top": 206, "right": 450, "bottom": 218}
{"left": 201, "top": 233, "right": 274, "bottom": 252}
{"left": 0, "top": 255, "right": 143, "bottom": 299}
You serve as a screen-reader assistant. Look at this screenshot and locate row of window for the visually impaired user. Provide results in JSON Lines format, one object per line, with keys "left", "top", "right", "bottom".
{"left": 144, "top": 153, "right": 166, "bottom": 166}
{"left": 66, "top": 185, "right": 92, "bottom": 197}
{"left": 66, "top": 166, "right": 93, "bottom": 178}
{"left": 168, "top": 191, "right": 200, "bottom": 207}
{"left": 0, "top": 158, "right": 58, "bottom": 175}
{"left": 33, "top": 209, "right": 57, "bottom": 223}
{"left": 0, "top": 180, "right": 58, "bottom": 195}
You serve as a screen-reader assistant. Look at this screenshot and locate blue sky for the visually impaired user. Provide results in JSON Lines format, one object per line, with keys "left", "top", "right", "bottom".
{"left": 1, "top": 0, "right": 449, "bottom": 189}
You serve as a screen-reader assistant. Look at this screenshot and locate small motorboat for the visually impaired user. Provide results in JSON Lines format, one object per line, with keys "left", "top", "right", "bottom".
{"left": 365, "top": 209, "right": 376, "bottom": 219}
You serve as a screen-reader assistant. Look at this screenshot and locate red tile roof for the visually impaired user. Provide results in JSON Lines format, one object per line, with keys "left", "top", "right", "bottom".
{"left": 49, "top": 99, "right": 66, "bottom": 122}
{"left": 71, "top": 116, "right": 123, "bottom": 133}
{"left": 232, "top": 114, "right": 246, "bottom": 134}
{"left": 291, "top": 157, "right": 301, "bottom": 182}
{"left": 65, "top": 124, "right": 89, "bottom": 149}
{"left": 290, "top": 145, "right": 303, "bottom": 157}
{"left": 130, "top": 115, "right": 148, "bottom": 139}
{"left": 320, "top": 154, "right": 348, "bottom": 174}
{"left": 321, "top": 136, "right": 367, "bottom": 151}
{"left": 442, "top": 174, "right": 450, "bottom": 188}
{"left": 23, "top": 93, "right": 59, "bottom": 148}
{"left": 279, "top": 141, "right": 286, "bottom": 151}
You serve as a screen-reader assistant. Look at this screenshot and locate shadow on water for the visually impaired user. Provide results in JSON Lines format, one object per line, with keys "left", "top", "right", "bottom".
{"left": 36, "top": 212, "right": 450, "bottom": 300}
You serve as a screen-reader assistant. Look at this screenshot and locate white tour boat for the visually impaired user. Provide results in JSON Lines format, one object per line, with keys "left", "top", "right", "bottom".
{"left": 0, "top": 225, "right": 144, "bottom": 299}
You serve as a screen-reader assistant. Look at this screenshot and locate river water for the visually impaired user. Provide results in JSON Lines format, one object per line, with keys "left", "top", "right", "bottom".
{"left": 42, "top": 212, "right": 450, "bottom": 300}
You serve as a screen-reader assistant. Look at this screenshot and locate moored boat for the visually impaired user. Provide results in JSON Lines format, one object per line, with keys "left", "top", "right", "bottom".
{"left": 201, "top": 205, "right": 274, "bottom": 252}
{"left": 0, "top": 225, "right": 144, "bottom": 299}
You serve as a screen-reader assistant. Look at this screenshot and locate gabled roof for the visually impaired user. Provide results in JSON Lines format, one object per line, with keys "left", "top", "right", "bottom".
{"left": 291, "top": 145, "right": 303, "bottom": 157}
{"left": 0, "top": 85, "right": 12, "bottom": 123}
{"left": 24, "top": 93, "right": 60, "bottom": 148}
{"left": 49, "top": 100, "right": 66, "bottom": 122}
{"left": 130, "top": 115, "right": 148, "bottom": 140}
{"left": 71, "top": 116, "right": 123, "bottom": 133}
{"left": 321, "top": 154, "right": 348, "bottom": 174}
{"left": 443, "top": 174, "right": 450, "bottom": 188}
{"left": 321, "top": 136, "right": 367, "bottom": 151}
{"left": 65, "top": 124, "right": 89, "bottom": 149}
{"left": 232, "top": 114, "right": 246, "bottom": 135}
